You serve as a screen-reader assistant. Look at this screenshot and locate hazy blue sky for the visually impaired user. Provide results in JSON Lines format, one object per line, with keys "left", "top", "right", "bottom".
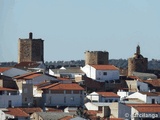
{"left": 0, "top": 0, "right": 160, "bottom": 62}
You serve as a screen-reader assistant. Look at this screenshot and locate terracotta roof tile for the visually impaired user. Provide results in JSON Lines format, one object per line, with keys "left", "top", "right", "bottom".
{"left": 41, "top": 83, "right": 84, "bottom": 90}
{"left": 91, "top": 65, "right": 119, "bottom": 70}
{"left": 144, "top": 79, "right": 160, "bottom": 87}
{"left": 134, "top": 106, "right": 160, "bottom": 112}
{"left": 19, "top": 108, "right": 42, "bottom": 114}
{"left": 57, "top": 77, "right": 70, "bottom": 81}
{"left": 140, "top": 92, "right": 160, "bottom": 96}
{"left": 0, "top": 67, "right": 11, "bottom": 73}
{"left": 50, "top": 83, "right": 84, "bottom": 90}
{"left": 4, "top": 108, "right": 29, "bottom": 117}
{"left": 23, "top": 73, "right": 42, "bottom": 79}
{"left": 14, "top": 62, "right": 40, "bottom": 68}
{"left": 127, "top": 104, "right": 160, "bottom": 107}
{"left": 97, "top": 92, "right": 120, "bottom": 98}
{"left": 14, "top": 72, "right": 42, "bottom": 80}
{"left": 0, "top": 87, "right": 17, "bottom": 91}
{"left": 59, "top": 116, "right": 73, "bottom": 120}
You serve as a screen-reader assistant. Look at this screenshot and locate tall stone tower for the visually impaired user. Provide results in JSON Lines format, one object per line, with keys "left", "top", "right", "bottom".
{"left": 128, "top": 45, "right": 148, "bottom": 76}
{"left": 84, "top": 51, "right": 109, "bottom": 65}
{"left": 18, "top": 32, "right": 44, "bottom": 63}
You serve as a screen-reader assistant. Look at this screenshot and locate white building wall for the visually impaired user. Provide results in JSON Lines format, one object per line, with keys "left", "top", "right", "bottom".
{"left": 0, "top": 94, "right": 22, "bottom": 108}
{"left": 127, "top": 92, "right": 147, "bottom": 103}
{"left": 81, "top": 65, "right": 119, "bottom": 81}
{"left": 118, "top": 103, "right": 131, "bottom": 119}
{"left": 146, "top": 96, "right": 160, "bottom": 103}
{"left": 81, "top": 65, "right": 96, "bottom": 79}
{"left": 96, "top": 70, "right": 119, "bottom": 81}
{"left": 137, "top": 81, "right": 149, "bottom": 92}
{"left": 117, "top": 90, "right": 134, "bottom": 100}
{"left": 84, "top": 102, "right": 98, "bottom": 110}
{"left": 43, "top": 91, "right": 84, "bottom": 106}
{"left": 86, "top": 92, "right": 99, "bottom": 102}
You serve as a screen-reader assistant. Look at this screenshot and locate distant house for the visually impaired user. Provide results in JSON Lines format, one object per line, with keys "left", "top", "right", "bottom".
{"left": 119, "top": 104, "right": 160, "bottom": 120}
{"left": 14, "top": 61, "right": 46, "bottom": 71}
{"left": 125, "top": 79, "right": 149, "bottom": 92}
{"left": 81, "top": 65, "right": 119, "bottom": 82}
{"left": 49, "top": 67, "right": 85, "bottom": 79}
{"left": 30, "top": 112, "right": 75, "bottom": 120}
{"left": 14, "top": 72, "right": 59, "bottom": 106}
{"left": 3, "top": 108, "right": 30, "bottom": 120}
{"left": 144, "top": 79, "right": 160, "bottom": 92}
{"left": 41, "top": 83, "right": 84, "bottom": 107}
{"left": 0, "top": 67, "right": 29, "bottom": 78}
{"left": 127, "top": 91, "right": 160, "bottom": 104}
{"left": 86, "top": 92, "right": 120, "bottom": 103}
{"left": 0, "top": 87, "right": 22, "bottom": 108}
{"left": 84, "top": 102, "right": 111, "bottom": 111}
{"left": 132, "top": 72, "right": 157, "bottom": 80}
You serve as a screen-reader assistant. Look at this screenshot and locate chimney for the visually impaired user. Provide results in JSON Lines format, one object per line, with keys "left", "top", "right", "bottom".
{"left": 29, "top": 32, "right": 33, "bottom": 39}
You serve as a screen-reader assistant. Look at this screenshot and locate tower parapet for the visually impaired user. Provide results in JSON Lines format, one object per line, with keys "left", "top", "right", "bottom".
{"left": 84, "top": 51, "right": 109, "bottom": 65}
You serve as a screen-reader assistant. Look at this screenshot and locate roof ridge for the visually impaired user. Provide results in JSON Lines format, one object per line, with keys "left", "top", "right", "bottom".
{"left": 40, "top": 82, "right": 60, "bottom": 89}
{"left": 14, "top": 71, "right": 42, "bottom": 79}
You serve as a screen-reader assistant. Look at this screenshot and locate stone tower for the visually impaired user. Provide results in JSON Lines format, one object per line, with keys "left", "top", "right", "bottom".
{"left": 128, "top": 45, "right": 148, "bottom": 76}
{"left": 18, "top": 32, "right": 44, "bottom": 63}
{"left": 84, "top": 51, "right": 109, "bottom": 65}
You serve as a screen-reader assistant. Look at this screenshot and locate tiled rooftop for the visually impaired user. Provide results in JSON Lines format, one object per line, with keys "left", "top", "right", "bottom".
{"left": 97, "top": 92, "right": 120, "bottom": 98}
{"left": 91, "top": 65, "right": 119, "bottom": 70}
{"left": 0, "top": 87, "right": 17, "bottom": 91}
{"left": 0, "top": 67, "right": 11, "bottom": 73}
{"left": 4, "top": 108, "right": 29, "bottom": 117}
{"left": 41, "top": 83, "right": 84, "bottom": 90}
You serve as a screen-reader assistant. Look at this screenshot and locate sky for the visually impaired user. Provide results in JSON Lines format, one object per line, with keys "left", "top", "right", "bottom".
{"left": 0, "top": 0, "right": 160, "bottom": 62}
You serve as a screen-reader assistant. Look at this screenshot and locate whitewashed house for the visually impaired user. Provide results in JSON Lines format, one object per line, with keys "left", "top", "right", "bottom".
{"left": 117, "top": 90, "right": 134, "bottom": 100}
{"left": 125, "top": 79, "right": 149, "bottom": 92}
{"left": 118, "top": 103, "right": 160, "bottom": 119}
{"left": 14, "top": 72, "right": 59, "bottom": 106}
{"left": 0, "top": 87, "right": 22, "bottom": 108}
{"left": 49, "top": 67, "right": 85, "bottom": 79}
{"left": 3, "top": 108, "right": 30, "bottom": 120}
{"left": 86, "top": 91, "right": 120, "bottom": 102}
{"left": 84, "top": 102, "right": 111, "bottom": 111}
{"left": 0, "top": 109, "right": 14, "bottom": 120}
{"left": 127, "top": 91, "right": 160, "bottom": 104}
{"left": 41, "top": 83, "right": 84, "bottom": 107}
{"left": 81, "top": 65, "right": 119, "bottom": 82}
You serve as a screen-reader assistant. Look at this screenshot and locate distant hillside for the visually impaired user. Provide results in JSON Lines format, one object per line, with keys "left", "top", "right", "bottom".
{"left": 109, "top": 59, "right": 160, "bottom": 70}
{"left": 45, "top": 59, "right": 160, "bottom": 70}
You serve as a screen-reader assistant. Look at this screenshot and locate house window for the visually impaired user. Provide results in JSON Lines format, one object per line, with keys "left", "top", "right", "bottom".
{"left": 24, "top": 97, "right": 27, "bottom": 102}
{"left": 66, "top": 90, "right": 71, "bottom": 94}
{"left": 51, "top": 90, "right": 64, "bottom": 94}
{"left": 98, "top": 106, "right": 102, "bottom": 111}
{"left": 8, "top": 100, "right": 12, "bottom": 107}
{"left": 24, "top": 88, "right": 28, "bottom": 93}
{"left": 152, "top": 99, "right": 155, "bottom": 104}
{"left": 64, "top": 97, "right": 66, "bottom": 103}
{"left": 73, "top": 90, "right": 79, "bottom": 94}
{"left": 105, "top": 100, "right": 108, "bottom": 102}
{"left": 109, "top": 99, "right": 113, "bottom": 102}
{"left": 103, "top": 72, "right": 107, "bottom": 75}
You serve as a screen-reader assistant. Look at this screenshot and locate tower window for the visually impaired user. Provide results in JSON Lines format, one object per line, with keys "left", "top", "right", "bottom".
{"left": 103, "top": 72, "right": 107, "bottom": 75}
